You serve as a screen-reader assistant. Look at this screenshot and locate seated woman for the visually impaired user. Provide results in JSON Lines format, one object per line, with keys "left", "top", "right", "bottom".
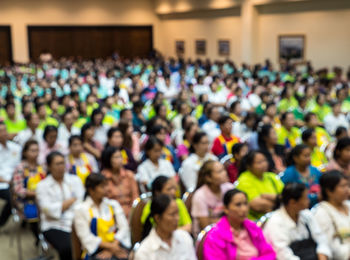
{"left": 12, "top": 139, "right": 46, "bottom": 242}
{"left": 101, "top": 146, "right": 139, "bottom": 218}
{"left": 91, "top": 108, "right": 110, "bottom": 147}
{"left": 236, "top": 151, "right": 284, "bottom": 221}
{"left": 203, "top": 189, "right": 276, "bottom": 260}
{"left": 135, "top": 194, "right": 196, "bottom": 260}
{"left": 136, "top": 137, "right": 175, "bottom": 191}
{"left": 141, "top": 176, "right": 191, "bottom": 233}
{"left": 302, "top": 128, "right": 328, "bottom": 171}
{"left": 81, "top": 122, "right": 104, "bottom": 160}
{"left": 314, "top": 170, "right": 350, "bottom": 260}
{"left": 179, "top": 132, "right": 217, "bottom": 192}
{"left": 258, "top": 124, "right": 286, "bottom": 173}
{"left": 264, "top": 183, "right": 331, "bottom": 260}
{"left": 74, "top": 173, "right": 130, "bottom": 260}
{"left": 105, "top": 127, "right": 138, "bottom": 172}
{"left": 281, "top": 144, "right": 322, "bottom": 207}
{"left": 326, "top": 137, "right": 350, "bottom": 177}
{"left": 36, "top": 151, "right": 84, "bottom": 260}
{"left": 226, "top": 142, "right": 248, "bottom": 183}
{"left": 191, "top": 160, "right": 234, "bottom": 236}
{"left": 176, "top": 122, "right": 198, "bottom": 162}
{"left": 118, "top": 119, "right": 140, "bottom": 160}
{"left": 67, "top": 135, "right": 99, "bottom": 184}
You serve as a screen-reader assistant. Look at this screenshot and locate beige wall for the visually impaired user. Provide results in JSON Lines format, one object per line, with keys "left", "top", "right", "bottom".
{"left": 0, "top": 0, "right": 161, "bottom": 62}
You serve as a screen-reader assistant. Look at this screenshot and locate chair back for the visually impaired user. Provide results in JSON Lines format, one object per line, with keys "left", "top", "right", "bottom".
{"left": 71, "top": 224, "right": 82, "bottom": 260}
{"left": 256, "top": 212, "right": 273, "bottom": 229}
{"left": 182, "top": 191, "right": 194, "bottom": 216}
{"left": 196, "top": 224, "right": 214, "bottom": 260}
{"left": 129, "top": 192, "right": 152, "bottom": 246}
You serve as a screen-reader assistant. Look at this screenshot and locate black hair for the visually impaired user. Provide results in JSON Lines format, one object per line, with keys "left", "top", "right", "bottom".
{"left": 69, "top": 135, "right": 82, "bottom": 146}
{"left": 22, "top": 139, "right": 39, "bottom": 160}
{"left": 149, "top": 125, "right": 165, "bottom": 136}
{"left": 229, "top": 100, "right": 241, "bottom": 113}
{"left": 239, "top": 150, "right": 266, "bottom": 174}
{"left": 335, "top": 126, "right": 347, "bottom": 138}
{"left": 81, "top": 122, "right": 94, "bottom": 141}
{"left": 320, "top": 170, "right": 346, "bottom": 201}
{"left": 286, "top": 144, "right": 309, "bottom": 166}
{"left": 85, "top": 173, "right": 107, "bottom": 198}
{"left": 258, "top": 124, "right": 273, "bottom": 148}
{"left": 231, "top": 143, "right": 248, "bottom": 158}
{"left": 46, "top": 151, "right": 64, "bottom": 168}
{"left": 196, "top": 160, "right": 217, "bottom": 190}
{"left": 189, "top": 131, "right": 207, "bottom": 154}
{"left": 43, "top": 125, "right": 58, "bottom": 141}
{"left": 280, "top": 182, "right": 307, "bottom": 206}
{"left": 280, "top": 111, "right": 292, "bottom": 123}
{"left": 142, "top": 194, "right": 174, "bottom": 240}
{"left": 62, "top": 109, "right": 73, "bottom": 122}
{"left": 334, "top": 137, "right": 350, "bottom": 160}
{"left": 223, "top": 189, "right": 247, "bottom": 207}
{"left": 91, "top": 108, "right": 103, "bottom": 126}
{"left": 304, "top": 112, "right": 316, "bottom": 123}
{"left": 120, "top": 108, "right": 131, "bottom": 119}
{"left": 144, "top": 136, "right": 164, "bottom": 157}
{"left": 101, "top": 146, "right": 121, "bottom": 170}
{"left": 151, "top": 175, "right": 170, "bottom": 197}
{"left": 5, "top": 102, "right": 15, "bottom": 110}
{"left": 218, "top": 115, "right": 232, "bottom": 126}
{"left": 302, "top": 128, "right": 315, "bottom": 143}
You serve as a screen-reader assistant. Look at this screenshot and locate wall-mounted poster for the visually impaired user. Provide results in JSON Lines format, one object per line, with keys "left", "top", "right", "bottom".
{"left": 195, "top": 40, "right": 206, "bottom": 55}
{"left": 218, "top": 40, "right": 230, "bottom": 56}
{"left": 278, "top": 35, "right": 305, "bottom": 62}
{"left": 175, "top": 40, "right": 185, "bottom": 55}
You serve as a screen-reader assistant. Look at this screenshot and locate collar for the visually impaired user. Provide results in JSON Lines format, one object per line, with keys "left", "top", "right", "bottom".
{"left": 149, "top": 228, "right": 173, "bottom": 252}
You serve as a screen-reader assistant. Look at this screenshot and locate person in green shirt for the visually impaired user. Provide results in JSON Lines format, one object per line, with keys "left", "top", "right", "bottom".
{"left": 304, "top": 112, "right": 331, "bottom": 150}
{"left": 276, "top": 112, "right": 301, "bottom": 148}
{"left": 311, "top": 93, "right": 331, "bottom": 122}
{"left": 292, "top": 96, "right": 308, "bottom": 127}
{"left": 3, "top": 102, "right": 26, "bottom": 138}
{"left": 141, "top": 175, "right": 192, "bottom": 234}
{"left": 236, "top": 151, "right": 284, "bottom": 221}
{"left": 36, "top": 102, "right": 59, "bottom": 130}
{"left": 278, "top": 83, "right": 298, "bottom": 113}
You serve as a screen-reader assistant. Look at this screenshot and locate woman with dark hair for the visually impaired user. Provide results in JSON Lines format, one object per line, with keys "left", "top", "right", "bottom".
{"left": 136, "top": 136, "right": 175, "bottom": 190}
{"left": 176, "top": 122, "right": 198, "bottom": 161}
{"left": 135, "top": 194, "right": 196, "bottom": 260}
{"left": 141, "top": 176, "right": 191, "bottom": 234}
{"left": 264, "top": 183, "right": 331, "bottom": 260}
{"left": 118, "top": 118, "right": 140, "bottom": 159}
{"left": 326, "top": 137, "right": 350, "bottom": 177}
{"left": 226, "top": 142, "right": 249, "bottom": 183}
{"left": 203, "top": 189, "right": 275, "bottom": 260}
{"left": 36, "top": 151, "right": 84, "bottom": 260}
{"left": 278, "top": 83, "right": 298, "bottom": 113}
{"left": 179, "top": 132, "right": 217, "bottom": 192}
{"left": 276, "top": 111, "right": 301, "bottom": 149}
{"left": 74, "top": 173, "right": 130, "bottom": 260}
{"left": 101, "top": 146, "right": 139, "bottom": 218}
{"left": 191, "top": 160, "right": 233, "bottom": 236}
{"left": 258, "top": 124, "right": 286, "bottom": 173}
{"left": 314, "top": 170, "right": 350, "bottom": 260}
{"left": 81, "top": 122, "right": 103, "bottom": 160}
{"left": 39, "top": 125, "right": 66, "bottom": 164}
{"left": 325, "top": 126, "right": 349, "bottom": 160}
{"left": 281, "top": 144, "right": 322, "bottom": 207}
{"left": 236, "top": 151, "right": 284, "bottom": 220}
{"left": 302, "top": 128, "right": 328, "bottom": 170}
{"left": 91, "top": 108, "right": 109, "bottom": 146}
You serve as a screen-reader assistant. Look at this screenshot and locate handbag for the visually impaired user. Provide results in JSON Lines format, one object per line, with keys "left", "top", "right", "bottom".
{"left": 289, "top": 224, "right": 318, "bottom": 260}
{"left": 23, "top": 202, "right": 39, "bottom": 220}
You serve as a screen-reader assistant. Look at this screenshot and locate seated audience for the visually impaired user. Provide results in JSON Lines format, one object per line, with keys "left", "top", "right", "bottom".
{"left": 74, "top": 173, "right": 130, "bottom": 260}
{"left": 276, "top": 112, "right": 301, "bottom": 149}
{"left": 314, "top": 170, "right": 350, "bottom": 260}
{"left": 36, "top": 151, "right": 84, "bottom": 260}
{"left": 203, "top": 189, "right": 276, "bottom": 260}
{"left": 38, "top": 125, "right": 66, "bottom": 165}
{"left": 81, "top": 122, "right": 103, "bottom": 160}
{"left": 236, "top": 151, "right": 284, "bottom": 220}
{"left": 226, "top": 142, "right": 249, "bottom": 183}
{"left": 302, "top": 128, "right": 328, "bottom": 171}
{"left": 135, "top": 194, "right": 196, "bottom": 260}
{"left": 264, "top": 183, "right": 331, "bottom": 260}
{"left": 326, "top": 137, "right": 350, "bottom": 177}
{"left": 14, "top": 113, "right": 43, "bottom": 146}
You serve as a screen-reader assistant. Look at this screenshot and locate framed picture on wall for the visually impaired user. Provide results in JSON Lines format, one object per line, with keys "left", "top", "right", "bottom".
{"left": 175, "top": 40, "right": 185, "bottom": 55}
{"left": 195, "top": 40, "right": 206, "bottom": 55}
{"left": 278, "top": 35, "right": 305, "bottom": 62}
{"left": 218, "top": 40, "right": 230, "bottom": 56}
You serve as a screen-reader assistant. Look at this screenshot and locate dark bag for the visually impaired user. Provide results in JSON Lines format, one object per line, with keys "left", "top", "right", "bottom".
{"left": 289, "top": 224, "right": 318, "bottom": 260}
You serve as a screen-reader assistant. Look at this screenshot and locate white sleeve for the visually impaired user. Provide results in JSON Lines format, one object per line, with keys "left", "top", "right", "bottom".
{"left": 165, "top": 160, "right": 176, "bottom": 177}
{"left": 111, "top": 200, "right": 131, "bottom": 249}
{"left": 136, "top": 163, "right": 148, "bottom": 183}
{"left": 72, "top": 175, "right": 85, "bottom": 201}
{"left": 179, "top": 161, "right": 196, "bottom": 192}
{"left": 36, "top": 183, "right": 63, "bottom": 220}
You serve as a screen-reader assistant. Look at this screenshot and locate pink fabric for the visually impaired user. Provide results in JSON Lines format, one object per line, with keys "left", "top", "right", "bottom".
{"left": 176, "top": 144, "right": 189, "bottom": 158}
{"left": 233, "top": 228, "right": 259, "bottom": 260}
{"left": 203, "top": 216, "right": 276, "bottom": 260}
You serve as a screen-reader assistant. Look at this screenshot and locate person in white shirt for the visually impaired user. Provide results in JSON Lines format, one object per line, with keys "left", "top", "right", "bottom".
{"left": 0, "top": 122, "right": 21, "bottom": 227}
{"left": 135, "top": 194, "right": 196, "bottom": 260}
{"left": 314, "top": 170, "right": 350, "bottom": 260}
{"left": 324, "top": 101, "right": 349, "bottom": 136}
{"left": 136, "top": 137, "right": 175, "bottom": 192}
{"left": 202, "top": 106, "right": 221, "bottom": 145}
{"left": 179, "top": 132, "right": 217, "bottom": 191}
{"left": 91, "top": 108, "right": 110, "bottom": 146}
{"left": 264, "top": 183, "right": 331, "bottom": 260}
{"left": 57, "top": 110, "right": 80, "bottom": 148}
{"left": 74, "top": 173, "right": 130, "bottom": 260}
{"left": 14, "top": 113, "right": 43, "bottom": 146}
{"left": 36, "top": 151, "right": 84, "bottom": 260}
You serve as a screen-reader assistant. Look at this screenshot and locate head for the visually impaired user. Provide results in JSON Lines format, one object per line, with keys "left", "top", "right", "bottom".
{"left": 230, "top": 101, "right": 242, "bottom": 116}
{"left": 22, "top": 140, "right": 39, "bottom": 162}
{"left": 69, "top": 135, "right": 83, "bottom": 157}
{"left": 281, "top": 112, "right": 295, "bottom": 130}
{"left": 101, "top": 146, "right": 123, "bottom": 170}
{"left": 43, "top": 125, "right": 58, "bottom": 147}
{"left": 120, "top": 108, "right": 133, "bottom": 122}
{"left": 265, "top": 102, "right": 277, "bottom": 117}
{"left": 335, "top": 126, "right": 348, "bottom": 140}
{"left": 5, "top": 102, "right": 16, "bottom": 118}
{"left": 145, "top": 136, "right": 164, "bottom": 163}
{"left": 302, "top": 128, "right": 317, "bottom": 148}
{"left": 223, "top": 189, "right": 249, "bottom": 224}
{"left": 91, "top": 108, "right": 104, "bottom": 126}
{"left": 46, "top": 151, "right": 66, "bottom": 181}
{"left": 287, "top": 144, "right": 311, "bottom": 167}
{"left": 219, "top": 115, "right": 233, "bottom": 136}
{"left": 241, "top": 151, "right": 268, "bottom": 177}
{"left": 208, "top": 106, "right": 220, "bottom": 122}
{"left": 282, "top": 183, "right": 309, "bottom": 212}
{"left": 150, "top": 125, "right": 167, "bottom": 144}
{"left": 85, "top": 173, "right": 107, "bottom": 201}
{"left": 81, "top": 122, "right": 95, "bottom": 141}
{"left": 334, "top": 137, "right": 350, "bottom": 162}
{"left": 304, "top": 112, "right": 318, "bottom": 128}
{"left": 231, "top": 143, "right": 249, "bottom": 162}
{"left": 331, "top": 101, "right": 342, "bottom": 115}
{"left": 107, "top": 127, "right": 124, "bottom": 148}
{"left": 151, "top": 176, "right": 177, "bottom": 199}
{"left": 184, "top": 122, "right": 198, "bottom": 141}
{"left": 320, "top": 170, "right": 349, "bottom": 203}
{"left": 258, "top": 124, "right": 277, "bottom": 147}
{"left": 196, "top": 160, "right": 228, "bottom": 190}
{"left": 62, "top": 110, "right": 74, "bottom": 129}
{"left": 25, "top": 113, "right": 40, "bottom": 129}
{"left": 191, "top": 132, "right": 210, "bottom": 157}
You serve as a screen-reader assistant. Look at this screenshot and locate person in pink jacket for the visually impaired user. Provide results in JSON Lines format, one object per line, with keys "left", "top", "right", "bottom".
{"left": 203, "top": 189, "right": 276, "bottom": 260}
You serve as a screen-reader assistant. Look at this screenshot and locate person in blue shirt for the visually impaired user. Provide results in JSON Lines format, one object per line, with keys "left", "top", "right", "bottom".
{"left": 280, "top": 144, "right": 321, "bottom": 207}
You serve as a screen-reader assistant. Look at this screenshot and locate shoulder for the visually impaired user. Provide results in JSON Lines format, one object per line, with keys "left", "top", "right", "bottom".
{"left": 173, "top": 229, "right": 193, "bottom": 243}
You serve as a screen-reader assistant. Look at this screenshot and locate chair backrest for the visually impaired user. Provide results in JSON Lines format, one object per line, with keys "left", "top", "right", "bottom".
{"left": 129, "top": 192, "right": 152, "bottom": 246}
{"left": 256, "top": 212, "right": 273, "bottom": 229}
{"left": 196, "top": 224, "right": 214, "bottom": 260}
{"left": 71, "top": 224, "right": 82, "bottom": 260}
{"left": 182, "top": 191, "right": 194, "bottom": 216}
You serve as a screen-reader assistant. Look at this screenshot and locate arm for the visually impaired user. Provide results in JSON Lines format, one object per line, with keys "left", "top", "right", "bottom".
{"left": 203, "top": 229, "right": 227, "bottom": 260}
{"left": 36, "top": 184, "right": 65, "bottom": 219}
{"left": 112, "top": 201, "right": 131, "bottom": 249}
{"left": 12, "top": 166, "right": 27, "bottom": 198}
{"left": 249, "top": 196, "right": 275, "bottom": 213}
{"left": 83, "top": 142, "right": 101, "bottom": 160}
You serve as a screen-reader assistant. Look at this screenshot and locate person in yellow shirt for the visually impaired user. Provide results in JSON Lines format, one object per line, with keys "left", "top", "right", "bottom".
{"left": 303, "top": 112, "right": 331, "bottom": 150}
{"left": 276, "top": 112, "right": 301, "bottom": 149}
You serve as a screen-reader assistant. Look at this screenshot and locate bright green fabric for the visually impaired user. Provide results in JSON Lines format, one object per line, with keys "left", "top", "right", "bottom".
{"left": 276, "top": 126, "right": 301, "bottom": 148}
{"left": 4, "top": 118, "right": 26, "bottom": 133}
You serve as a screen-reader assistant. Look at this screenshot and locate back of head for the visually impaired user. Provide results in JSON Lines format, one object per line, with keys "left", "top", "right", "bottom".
{"left": 151, "top": 175, "right": 170, "bottom": 197}
{"left": 281, "top": 182, "right": 307, "bottom": 206}
{"left": 320, "top": 170, "right": 345, "bottom": 201}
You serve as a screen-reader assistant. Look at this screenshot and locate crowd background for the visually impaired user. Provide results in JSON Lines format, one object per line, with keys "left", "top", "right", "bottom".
{"left": 1, "top": 54, "right": 350, "bottom": 260}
